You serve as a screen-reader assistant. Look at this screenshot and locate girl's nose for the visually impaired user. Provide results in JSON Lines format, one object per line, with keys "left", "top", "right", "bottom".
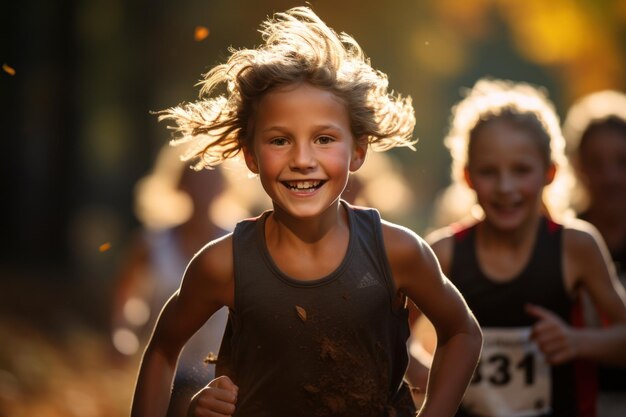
{"left": 290, "top": 141, "right": 317, "bottom": 171}
{"left": 497, "top": 172, "right": 514, "bottom": 193}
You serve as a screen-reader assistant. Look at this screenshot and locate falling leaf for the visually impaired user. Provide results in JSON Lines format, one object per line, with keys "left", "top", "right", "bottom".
{"left": 194, "top": 26, "right": 210, "bottom": 41}
{"left": 204, "top": 352, "right": 218, "bottom": 364}
{"left": 303, "top": 384, "right": 320, "bottom": 393}
{"left": 295, "top": 305, "right": 307, "bottom": 322}
{"left": 99, "top": 242, "right": 111, "bottom": 252}
{"left": 2, "top": 63, "right": 16, "bottom": 76}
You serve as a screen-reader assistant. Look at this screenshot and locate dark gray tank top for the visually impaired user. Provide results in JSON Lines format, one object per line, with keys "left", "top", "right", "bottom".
{"left": 216, "top": 201, "right": 414, "bottom": 416}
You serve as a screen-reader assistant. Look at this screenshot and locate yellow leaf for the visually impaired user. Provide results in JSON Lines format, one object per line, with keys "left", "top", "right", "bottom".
{"left": 2, "top": 63, "right": 16, "bottom": 76}
{"left": 99, "top": 242, "right": 111, "bottom": 252}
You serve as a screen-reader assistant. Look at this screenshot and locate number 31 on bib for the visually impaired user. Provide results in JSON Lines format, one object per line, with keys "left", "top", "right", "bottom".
{"left": 462, "top": 327, "right": 551, "bottom": 417}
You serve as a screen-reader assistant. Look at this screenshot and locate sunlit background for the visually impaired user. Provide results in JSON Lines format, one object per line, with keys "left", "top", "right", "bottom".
{"left": 1, "top": 0, "right": 625, "bottom": 415}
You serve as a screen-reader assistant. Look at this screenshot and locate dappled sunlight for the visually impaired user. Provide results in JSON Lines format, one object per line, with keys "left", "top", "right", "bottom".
{"left": 0, "top": 318, "right": 136, "bottom": 417}
{"left": 211, "top": 157, "right": 272, "bottom": 230}
{"left": 421, "top": 0, "right": 625, "bottom": 96}
{"left": 112, "top": 328, "right": 141, "bottom": 356}
{"left": 434, "top": 0, "right": 493, "bottom": 40}
{"left": 2, "top": 0, "right": 624, "bottom": 415}
{"left": 410, "top": 23, "right": 469, "bottom": 78}
{"left": 350, "top": 152, "right": 416, "bottom": 218}
{"left": 498, "top": 0, "right": 591, "bottom": 64}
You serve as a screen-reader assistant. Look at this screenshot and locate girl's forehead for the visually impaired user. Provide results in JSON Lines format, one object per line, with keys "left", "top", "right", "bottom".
{"left": 474, "top": 120, "right": 536, "bottom": 143}
{"left": 254, "top": 83, "right": 350, "bottom": 125}
{"left": 475, "top": 117, "right": 549, "bottom": 147}
{"left": 470, "top": 122, "right": 548, "bottom": 160}
{"left": 582, "top": 127, "right": 626, "bottom": 150}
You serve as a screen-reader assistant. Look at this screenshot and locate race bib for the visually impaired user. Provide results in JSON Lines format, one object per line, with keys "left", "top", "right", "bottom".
{"left": 462, "top": 327, "right": 551, "bottom": 417}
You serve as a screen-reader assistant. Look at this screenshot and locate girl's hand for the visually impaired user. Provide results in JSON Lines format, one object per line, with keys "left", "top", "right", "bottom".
{"left": 525, "top": 303, "right": 578, "bottom": 365}
{"left": 188, "top": 376, "right": 239, "bottom": 417}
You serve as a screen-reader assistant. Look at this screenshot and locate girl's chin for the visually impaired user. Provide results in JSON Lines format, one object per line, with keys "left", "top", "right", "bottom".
{"left": 485, "top": 208, "right": 526, "bottom": 227}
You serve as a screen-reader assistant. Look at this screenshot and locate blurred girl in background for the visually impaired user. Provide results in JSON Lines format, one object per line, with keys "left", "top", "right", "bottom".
{"left": 423, "top": 78, "right": 626, "bottom": 417}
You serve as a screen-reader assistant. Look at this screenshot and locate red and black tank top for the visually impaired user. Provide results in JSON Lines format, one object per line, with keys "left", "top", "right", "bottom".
{"left": 450, "top": 217, "right": 596, "bottom": 417}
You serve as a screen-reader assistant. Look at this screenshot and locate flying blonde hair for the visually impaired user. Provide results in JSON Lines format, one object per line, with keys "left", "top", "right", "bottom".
{"left": 157, "top": 6, "right": 416, "bottom": 170}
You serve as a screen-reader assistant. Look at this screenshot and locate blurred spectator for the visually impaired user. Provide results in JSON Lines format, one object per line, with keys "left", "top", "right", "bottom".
{"left": 563, "top": 90, "right": 626, "bottom": 276}
{"left": 563, "top": 90, "right": 626, "bottom": 417}
{"left": 341, "top": 151, "right": 415, "bottom": 219}
{"left": 110, "top": 144, "right": 230, "bottom": 417}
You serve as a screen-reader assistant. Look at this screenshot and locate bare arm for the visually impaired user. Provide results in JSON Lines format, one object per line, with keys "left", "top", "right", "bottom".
{"left": 535, "top": 221, "right": 626, "bottom": 366}
{"left": 130, "top": 234, "right": 234, "bottom": 417}
{"left": 383, "top": 223, "right": 482, "bottom": 417}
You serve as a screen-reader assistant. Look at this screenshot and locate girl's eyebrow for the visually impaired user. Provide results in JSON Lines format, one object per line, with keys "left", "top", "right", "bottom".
{"left": 259, "top": 123, "right": 344, "bottom": 134}
{"left": 258, "top": 125, "right": 289, "bottom": 134}
{"left": 314, "top": 124, "right": 343, "bottom": 132}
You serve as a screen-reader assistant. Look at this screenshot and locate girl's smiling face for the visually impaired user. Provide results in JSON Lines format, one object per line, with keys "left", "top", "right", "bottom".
{"left": 244, "top": 83, "right": 366, "bottom": 220}
{"left": 465, "top": 119, "right": 555, "bottom": 232}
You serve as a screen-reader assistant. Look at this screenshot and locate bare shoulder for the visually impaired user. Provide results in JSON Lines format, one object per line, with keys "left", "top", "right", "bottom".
{"left": 380, "top": 219, "right": 418, "bottom": 242}
{"left": 380, "top": 220, "right": 427, "bottom": 259}
{"left": 380, "top": 221, "right": 455, "bottom": 264}
{"left": 146, "top": 233, "right": 235, "bottom": 354}
{"left": 180, "top": 232, "right": 235, "bottom": 308}
{"left": 560, "top": 217, "right": 615, "bottom": 292}
{"left": 425, "top": 226, "right": 456, "bottom": 275}
{"left": 189, "top": 233, "right": 235, "bottom": 281}
{"left": 379, "top": 221, "right": 479, "bottom": 342}
{"left": 380, "top": 220, "right": 444, "bottom": 291}
{"left": 560, "top": 217, "right": 606, "bottom": 254}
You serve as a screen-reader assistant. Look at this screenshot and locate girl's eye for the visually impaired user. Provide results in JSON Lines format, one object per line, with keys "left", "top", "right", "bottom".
{"left": 316, "top": 135, "right": 335, "bottom": 144}
{"left": 476, "top": 167, "right": 497, "bottom": 177}
{"left": 512, "top": 165, "right": 532, "bottom": 175}
{"left": 270, "top": 137, "right": 288, "bottom": 146}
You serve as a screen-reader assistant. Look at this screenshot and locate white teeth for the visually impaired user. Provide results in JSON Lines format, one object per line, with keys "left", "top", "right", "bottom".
{"left": 286, "top": 180, "right": 321, "bottom": 190}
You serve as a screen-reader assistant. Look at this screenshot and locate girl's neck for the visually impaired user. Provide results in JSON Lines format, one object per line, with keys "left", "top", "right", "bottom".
{"left": 269, "top": 201, "right": 346, "bottom": 246}
{"left": 475, "top": 214, "right": 542, "bottom": 282}
{"left": 264, "top": 201, "right": 350, "bottom": 280}
{"left": 477, "top": 214, "right": 542, "bottom": 249}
